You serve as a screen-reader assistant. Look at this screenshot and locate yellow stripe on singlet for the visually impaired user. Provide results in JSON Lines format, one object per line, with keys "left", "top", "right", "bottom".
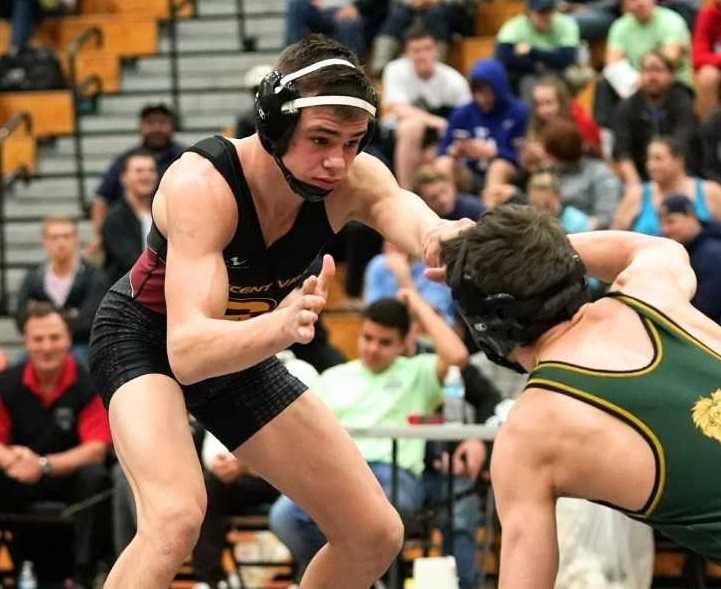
{"left": 614, "top": 294, "right": 721, "bottom": 363}
{"left": 526, "top": 377, "right": 667, "bottom": 519}
{"left": 537, "top": 319, "right": 663, "bottom": 377}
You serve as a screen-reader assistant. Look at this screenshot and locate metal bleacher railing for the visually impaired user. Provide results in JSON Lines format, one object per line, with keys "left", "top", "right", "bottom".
{"left": 0, "top": 0, "right": 285, "bottom": 333}
{"left": 163, "top": 0, "right": 284, "bottom": 119}
{"left": 0, "top": 112, "right": 32, "bottom": 315}
{"left": 68, "top": 25, "right": 104, "bottom": 214}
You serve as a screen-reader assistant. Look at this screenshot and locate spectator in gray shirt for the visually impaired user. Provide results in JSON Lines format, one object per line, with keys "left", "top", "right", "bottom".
{"left": 540, "top": 117, "right": 621, "bottom": 228}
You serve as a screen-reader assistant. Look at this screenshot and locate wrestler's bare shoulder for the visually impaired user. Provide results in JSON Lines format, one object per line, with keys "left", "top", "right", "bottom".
{"left": 151, "top": 148, "right": 238, "bottom": 239}
{"left": 537, "top": 297, "right": 656, "bottom": 371}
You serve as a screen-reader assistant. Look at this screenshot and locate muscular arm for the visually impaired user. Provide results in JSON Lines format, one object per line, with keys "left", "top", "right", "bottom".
{"left": 400, "top": 289, "right": 468, "bottom": 381}
{"left": 162, "top": 157, "right": 325, "bottom": 385}
{"left": 568, "top": 231, "right": 697, "bottom": 300}
{"left": 46, "top": 441, "right": 108, "bottom": 477}
{"left": 611, "top": 182, "right": 642, "bottom": 230}
{"left": 346, "top": 154, "right": 445, "bottom": 259}
{"left": 491, "top": 402, "right": 559, "bottom": 589}
{"left": 384, "top": 103, "right": 446, "bottom": 129}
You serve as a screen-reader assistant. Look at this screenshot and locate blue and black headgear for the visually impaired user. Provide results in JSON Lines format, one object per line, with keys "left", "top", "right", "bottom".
{"left": 254, "top": 58, "right": 378, "bottom": 202}
{"left": 448, "top": 234, "right": 590, "bottom": 373}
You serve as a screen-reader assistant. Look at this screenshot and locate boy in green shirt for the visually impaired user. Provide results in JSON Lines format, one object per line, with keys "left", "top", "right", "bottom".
{"left": 269, "top": 293, "right": 485, "bottom": 589}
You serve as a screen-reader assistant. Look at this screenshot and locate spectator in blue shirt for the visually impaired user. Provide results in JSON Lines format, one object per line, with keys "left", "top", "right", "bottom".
{"left": 87, "top": 104, "right": 185, "bottom": 256}
{"left": 436, "top": 58, "right": 529, "bottom": 193}
{"left": 364, "top": 241, "right": 455, "bottom": 325}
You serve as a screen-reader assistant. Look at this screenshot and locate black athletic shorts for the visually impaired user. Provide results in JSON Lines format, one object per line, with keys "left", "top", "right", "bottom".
{"left": 89, "top": 275, "right": 307, "bottom": 450}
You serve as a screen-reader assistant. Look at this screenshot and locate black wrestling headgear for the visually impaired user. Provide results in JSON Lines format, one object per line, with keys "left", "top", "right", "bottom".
{"left": 448, "top": 235, "right": 590, "bottom": 373}
{"left": 254, "top": 58, "right": 378, "bottom": 202}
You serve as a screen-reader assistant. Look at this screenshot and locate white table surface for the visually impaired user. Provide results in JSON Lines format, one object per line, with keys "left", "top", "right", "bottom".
{"left": 346, "top": 423, "right": 498, "bottom": 441}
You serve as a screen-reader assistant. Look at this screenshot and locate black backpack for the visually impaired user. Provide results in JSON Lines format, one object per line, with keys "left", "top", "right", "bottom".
{"left": 0, "top": 47, "right": 67, "bottom": 92}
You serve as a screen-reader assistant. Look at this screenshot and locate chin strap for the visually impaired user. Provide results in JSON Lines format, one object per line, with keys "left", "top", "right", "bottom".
{"left": 273, "top": 154, "right": 332, "bottom": 203}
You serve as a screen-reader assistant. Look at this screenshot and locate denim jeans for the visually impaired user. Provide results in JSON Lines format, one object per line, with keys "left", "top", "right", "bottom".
{"left": 380, "top": 3, "right": 453, "bottom": 42}
{"left": 269, "top": 461, "right": 481, "bottom": 588}
{"left": 9, "top": 0, "right": 39, "bottom": 50}
{"left": 422, "top": 471, "right": 481, "bottom": 589}
{"left": 285, "top": 0, "right": 365, "bottom": 58}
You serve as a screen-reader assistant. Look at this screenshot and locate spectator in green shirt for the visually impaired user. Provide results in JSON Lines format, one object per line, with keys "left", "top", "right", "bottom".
{"left": 496, "top": 0, "right": 581, "bottom": 96}
{"left": 269, "top": 294, "right": 487, "bottom": 589}
{"left": 594, "top": 0, "right": 692, "bottom": 128}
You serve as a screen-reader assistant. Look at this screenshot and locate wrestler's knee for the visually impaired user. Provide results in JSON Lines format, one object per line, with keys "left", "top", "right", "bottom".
{"left": 346, "top": 503, "right": 404, "bottom": 571}
{"left": 140, "top": 489, "right": 207, "bottom": 560}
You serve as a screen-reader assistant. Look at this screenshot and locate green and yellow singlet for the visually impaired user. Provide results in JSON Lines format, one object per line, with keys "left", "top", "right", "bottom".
{"left": 527, "top": 292, "right": 721, "bottom": 561}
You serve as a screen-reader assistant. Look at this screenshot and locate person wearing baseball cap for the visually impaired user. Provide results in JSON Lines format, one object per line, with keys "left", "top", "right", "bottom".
{"left": 660, "top": 194, "right": 721, "bottom": 323}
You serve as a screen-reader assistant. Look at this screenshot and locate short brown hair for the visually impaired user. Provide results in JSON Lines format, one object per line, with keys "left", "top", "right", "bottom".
{"left": 414, "top": 164, "right": 452, "bottom": 192}
{"left": 42, "top": 215, "right": 77, "bottom": 236}
{"left": 442, "top": 204, "right": 584, "bottom": 307}
{"left": 120, "top": 147, "right": 157, "bottom": 174}
{"left": 541, "top": 118, "right": 582, "bottom": 163}
{"left": 21, "top": 301, "right": 70, "bottom": 334}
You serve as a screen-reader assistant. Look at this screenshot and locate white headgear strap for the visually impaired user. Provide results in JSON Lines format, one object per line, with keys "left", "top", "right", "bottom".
{"left": 276, "top": 58, "right": 376, "bottom": 117}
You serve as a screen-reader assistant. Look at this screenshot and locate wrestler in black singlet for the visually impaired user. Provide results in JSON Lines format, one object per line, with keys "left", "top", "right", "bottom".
{"left": 89, "top": 136, "right": 336, "bottom": 449}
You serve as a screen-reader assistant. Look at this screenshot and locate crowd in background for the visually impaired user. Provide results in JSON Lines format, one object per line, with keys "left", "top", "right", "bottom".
{"left": 2, "top": 0, "right": 721, "bottom": 587}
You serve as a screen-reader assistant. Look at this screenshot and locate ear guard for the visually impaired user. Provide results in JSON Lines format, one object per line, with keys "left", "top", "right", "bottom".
{"left": 255, "top": 58, "right": 377, "bottom": 156}
{"left": 449, "top": 237, "right": 589, "bottom": 374}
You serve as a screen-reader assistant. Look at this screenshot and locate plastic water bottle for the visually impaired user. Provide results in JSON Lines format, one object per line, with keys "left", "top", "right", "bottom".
{"left": 17, "top": 561, "right": 37, "bottom": 589}
{"left": 443, "top": 366, "right": 466, "bottom": 423}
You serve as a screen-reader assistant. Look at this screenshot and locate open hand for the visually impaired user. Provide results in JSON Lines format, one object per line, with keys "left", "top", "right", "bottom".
{"left": 423, "top": 219, "right": 475, "bottom": 282}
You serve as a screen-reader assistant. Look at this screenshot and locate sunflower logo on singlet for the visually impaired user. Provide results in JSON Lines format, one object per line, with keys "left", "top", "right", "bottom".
{"left": 692, "top": 389, "right": 721, "bottom": 443}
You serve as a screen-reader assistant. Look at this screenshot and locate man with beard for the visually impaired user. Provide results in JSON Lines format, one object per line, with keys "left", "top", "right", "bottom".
{"left": 611, "top": 50, "right": 698, "bottom": 185}
{"left": 101, "top": 149, "right": 158, "bottom": 284}
{"left": 88, "top": 104, "right": 184, "bottom": 255}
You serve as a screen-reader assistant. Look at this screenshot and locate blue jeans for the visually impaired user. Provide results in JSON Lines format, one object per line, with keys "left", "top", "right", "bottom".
{"left": 380, "top": 3, "right": 453, "bottom": 42}
{"left": 571, "top": 7, "right": 616, "bottom": 41}
{"left": 422, "top": 471, "right": 481, "bottom": 589}
{"left": 269, "top": 462, "right": 481, "bottom": 588}
{"left": 285, "top": 0, "right": 365, "bottom": 58}
{"left": 9, "top": 0, "right": 39, "bottom": 51}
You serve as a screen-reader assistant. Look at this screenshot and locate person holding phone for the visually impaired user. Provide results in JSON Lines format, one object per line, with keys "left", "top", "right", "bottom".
{"left": 435, "top": 58, "right": 529, "bottom": 194}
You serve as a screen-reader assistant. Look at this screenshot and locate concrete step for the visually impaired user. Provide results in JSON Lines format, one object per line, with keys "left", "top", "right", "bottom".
{"left": 159, "top": 17, "right": 285, "bottom": 53}
{"left": 5, "top": 199, "right": 83, "bottom": 219}
{"left": 10, "top": 177, "right": 97, "bottom": 201}
{"left": 7, "top": 245, "right": 46, "bottom": 266}
{"left": 54, "top": 130, "right": 209, "bottom": 156}
{"left": 5, "top": 220, "right": 93, "bottom": 246}
{"left": 36, "top": 151, "right": 113, "bottom": 175}
{"left": 97, "top": 91, "right": 253, "bottom": 115}
{"left": 80, "top": 110, "right": 238, "bottom": 132}
{"left": 0, "top": 317, "right": 23, "bottom": 347}
{"left": 196, "top": 0, "right": 285, "bottom": 15}
{"left": 133, "top": 52, "right": 279, "bottom": 77}
{"left": 120, "top": 67, "right": 278, "bottom": 91}
{"left": 171, "top": 17, "right": 283, "bottom": 39}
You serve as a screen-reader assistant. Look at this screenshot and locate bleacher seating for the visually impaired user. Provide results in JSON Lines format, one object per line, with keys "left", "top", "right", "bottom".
{"left": 0, "top": 0, "right": 719, "bottom": 586}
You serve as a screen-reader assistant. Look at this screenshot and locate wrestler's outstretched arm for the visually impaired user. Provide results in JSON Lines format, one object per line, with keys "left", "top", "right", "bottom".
{"left": 568, "top": 231, "right": 697, "bottom": 301}
{"left": 344, "top": 153, "right": 474, "bottom": 272}
{"left": 159, "top": 157, "right": 331, "bottom": 385}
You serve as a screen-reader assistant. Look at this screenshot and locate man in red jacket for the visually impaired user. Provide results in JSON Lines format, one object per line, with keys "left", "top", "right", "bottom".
{"left": 0, "top": 302, "right": 111, "bottom": 587}
{"left": 693, "top": 0, "right": 721, "bottom": 120}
